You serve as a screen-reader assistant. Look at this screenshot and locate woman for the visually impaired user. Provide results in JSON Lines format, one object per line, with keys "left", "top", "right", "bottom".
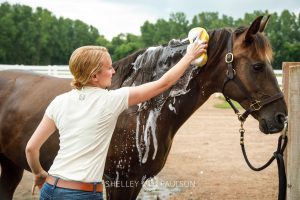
{"left": 26, "top": 37, "right": 207, "bottom": 199}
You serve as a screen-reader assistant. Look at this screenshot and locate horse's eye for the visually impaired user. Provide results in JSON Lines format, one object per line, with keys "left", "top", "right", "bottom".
{"left": 252, "top": 63, "right": 265, "bottom": 72}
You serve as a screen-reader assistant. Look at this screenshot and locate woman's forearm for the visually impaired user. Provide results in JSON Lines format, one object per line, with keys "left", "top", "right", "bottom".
{"left": 159, "top": 54, "right": 194, "bottom": 88}
{"left": 128, "top": 40, "right": 207, "bottom": 106}
{"left": 26, "top": 147, "right": 44, "bottom": 175}
{"left": 25, "top": 115, "right": 57, "bottom": 175}
{"left": 158, "top": 39, "right": 207, "bottom": 89}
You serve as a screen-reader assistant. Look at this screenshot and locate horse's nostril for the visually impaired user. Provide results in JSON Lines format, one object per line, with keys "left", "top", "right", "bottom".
{"left": 275, "top": 112, "right": 286, "bottom": 124}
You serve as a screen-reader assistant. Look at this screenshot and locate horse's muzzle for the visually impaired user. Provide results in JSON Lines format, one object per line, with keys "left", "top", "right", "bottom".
{"left": 259, "top": 112, "right": 286, "bottom": 134}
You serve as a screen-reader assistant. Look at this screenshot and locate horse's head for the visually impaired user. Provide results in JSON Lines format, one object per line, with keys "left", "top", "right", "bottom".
{"left": 211, "top": 16, "right": 287, "bottom": 134}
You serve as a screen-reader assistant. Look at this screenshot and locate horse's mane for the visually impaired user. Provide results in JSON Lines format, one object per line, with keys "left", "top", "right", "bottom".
{"left": 111, "top": 40, "right": 196, "bottom": 97}
{"left": 111, "top": 49, "right": 146, "bottom": 89}
{"left": 206, "top": 28, "right": 232, "bottom": 67}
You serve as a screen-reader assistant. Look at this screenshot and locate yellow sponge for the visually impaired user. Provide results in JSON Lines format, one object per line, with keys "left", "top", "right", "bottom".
{"left": 188, "top": 27, "right": 209, "bottom": 67}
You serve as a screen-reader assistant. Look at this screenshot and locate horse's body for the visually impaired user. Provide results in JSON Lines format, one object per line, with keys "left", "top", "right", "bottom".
{"left": 0, "top": 16, "right": 287, "bottom": 199}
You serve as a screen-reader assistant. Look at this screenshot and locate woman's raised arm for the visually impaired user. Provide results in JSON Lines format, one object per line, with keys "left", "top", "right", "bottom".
{"left": 128, "top": 37, "right": 207, "bottom": 106}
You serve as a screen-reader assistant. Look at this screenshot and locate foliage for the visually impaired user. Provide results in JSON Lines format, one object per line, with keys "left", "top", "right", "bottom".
{"left": 0, "top": 2, "right": 106, "bottom": 64}
{"left": 214, "top": 96, "right": 242, "bottom": 109}
{"left": 0, "top": 2, "right": 299, "bottom": 66}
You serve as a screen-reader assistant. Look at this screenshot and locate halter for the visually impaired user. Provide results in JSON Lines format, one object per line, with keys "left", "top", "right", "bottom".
{"left": 222, "top": 33, "right": 287, "bottom": 200}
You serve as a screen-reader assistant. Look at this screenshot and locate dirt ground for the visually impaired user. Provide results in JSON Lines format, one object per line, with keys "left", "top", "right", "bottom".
{"left": 13, "top": 96, "right": 280, "bottom": 200}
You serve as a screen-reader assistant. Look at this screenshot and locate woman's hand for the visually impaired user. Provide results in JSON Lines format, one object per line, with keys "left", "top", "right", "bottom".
{"left": 186, "top": 36, "right": 208, "bottom": 60}
{"left": 31, "top": 169, "right": 48, "bottom": 195}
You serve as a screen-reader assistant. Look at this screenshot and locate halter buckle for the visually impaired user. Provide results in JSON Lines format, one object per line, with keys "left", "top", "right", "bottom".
{"left": 225, "top": 53, "right": 234, "bottom": 63}
{"left": 250, "top": 100, "right": 262, "bottom": 111}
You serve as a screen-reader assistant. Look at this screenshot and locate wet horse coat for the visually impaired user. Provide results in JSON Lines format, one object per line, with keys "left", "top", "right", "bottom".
{"left": 0, "top": 16, "right": 287, "bottom": 199}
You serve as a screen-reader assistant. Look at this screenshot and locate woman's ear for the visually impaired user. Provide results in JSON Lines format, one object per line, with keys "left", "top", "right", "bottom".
{"left": 90, "top": 73, "right": 98, "bottom": 82}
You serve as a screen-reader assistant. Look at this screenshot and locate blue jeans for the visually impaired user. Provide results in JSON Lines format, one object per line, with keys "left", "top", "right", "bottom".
{"left": 40, "top": 182, "right": 103, "bottom": 200}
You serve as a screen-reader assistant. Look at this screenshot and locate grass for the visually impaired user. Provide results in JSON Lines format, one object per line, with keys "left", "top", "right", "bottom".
{"left": 214, "top": 96, "right": 242, "bottom": 109}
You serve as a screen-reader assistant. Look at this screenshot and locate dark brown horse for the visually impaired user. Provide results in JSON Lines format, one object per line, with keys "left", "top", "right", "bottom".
{"left": 0, "top": 16, "right": 287, "bottom": 200}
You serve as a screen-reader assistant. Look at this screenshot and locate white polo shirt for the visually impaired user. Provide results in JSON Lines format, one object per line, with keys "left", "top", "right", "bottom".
{"left": 45, "top": 86, "right": 129, "bottom": 182}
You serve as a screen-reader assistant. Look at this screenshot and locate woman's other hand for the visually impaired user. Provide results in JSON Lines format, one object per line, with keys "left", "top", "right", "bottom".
{"left": 31, "top": 169, "right": 48, "bottom": 195}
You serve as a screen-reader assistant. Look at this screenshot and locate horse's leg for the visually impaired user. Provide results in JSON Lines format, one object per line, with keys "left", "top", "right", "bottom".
{"left": 0, "top": 154, "right": 24, "bottom": 200}
{"left": 129, "top": 184, "right": 143, "bottom": 200}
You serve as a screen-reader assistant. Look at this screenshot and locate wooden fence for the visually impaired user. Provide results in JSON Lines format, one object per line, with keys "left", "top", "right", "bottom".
{"left": 283, "top": 62, "right": 300, "bottom": 200}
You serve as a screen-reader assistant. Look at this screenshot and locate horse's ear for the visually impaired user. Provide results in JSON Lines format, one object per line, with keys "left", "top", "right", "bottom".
{"left": 245, "top": 16, "right": 264, "bottom": 43}
{"left": 259, "top": 15, "right": 271, "bottom": 32}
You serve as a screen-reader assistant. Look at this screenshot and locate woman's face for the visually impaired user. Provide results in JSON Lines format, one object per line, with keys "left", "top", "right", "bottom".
{"left": 92, "top": 53, "right": 115, "bottom": 88}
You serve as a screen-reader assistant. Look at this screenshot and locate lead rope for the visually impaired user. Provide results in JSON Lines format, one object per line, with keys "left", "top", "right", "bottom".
{"left": 239, "top": 118, "right": 288, "bottom": 200}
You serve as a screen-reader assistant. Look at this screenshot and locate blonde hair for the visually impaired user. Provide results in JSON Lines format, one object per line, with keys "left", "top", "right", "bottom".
{"left": 69, "top": 46, "right": 108, "bottom": 89}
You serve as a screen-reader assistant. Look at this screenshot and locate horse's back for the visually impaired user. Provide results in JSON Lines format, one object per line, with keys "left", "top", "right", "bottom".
{"left": 0, "top": 70, "right": 71, "bottom": 168}
{"left": 0, "top": 70, "right": 71, "bottom": 115}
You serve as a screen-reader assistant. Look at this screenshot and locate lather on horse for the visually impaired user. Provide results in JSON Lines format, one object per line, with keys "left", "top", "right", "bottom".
{"left": 0, "top": 16, "right": 287, "bottom": 199}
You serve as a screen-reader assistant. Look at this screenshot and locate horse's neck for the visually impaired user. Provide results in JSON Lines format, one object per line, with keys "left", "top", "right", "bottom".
{"left": 117, "top": 33, "right": 226, "bottom": 140}
{"left": 160, "top": 29, "right": 229, "bottom": 129}
{"left": 157, "top": 72, "right": 215, "bottom": 141}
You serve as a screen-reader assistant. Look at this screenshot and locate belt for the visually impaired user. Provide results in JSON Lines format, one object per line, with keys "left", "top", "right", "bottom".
{"left": 46, "top": 175, "right": 103, "bottom": 192}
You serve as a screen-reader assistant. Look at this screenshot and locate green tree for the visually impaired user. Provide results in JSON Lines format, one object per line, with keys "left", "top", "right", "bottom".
{"left": 140, "top": 21, "right": 156, "bottom": 46}
{"left": 0, "top": 2, "right": 299, "bottom": 66}
{"left": 190, "top": 12, "right": 234, "bottom": 30}
{"left": 169, "top": 12, "right": 189, "bottom": 39}
{"left": 110, "top": 33, "right": 143, "bottom": 61}
{"left": 266, "top": 10, "right": 300, "bottom": 68}
{"left": 140, "top": 12, "right": 189, "bottom": 46}
{"left": 0, "top": 3, "right": 16, "bottom": 63}
{"left": 0, "top": 3, "right": 103, "bottom": 64}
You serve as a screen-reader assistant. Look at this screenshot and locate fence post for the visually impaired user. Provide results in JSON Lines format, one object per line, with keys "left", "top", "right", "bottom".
{"left": 282, "top": 62, "right": 300, "bottom": 103}
{"left": 286, "top": 65, "right": 300, "bottom": 200}
{"left": 53, "top": 65, "right": 58, "bottom": 76}
{"left": 47, "top": 65, "right": 52, "bottom": 76}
